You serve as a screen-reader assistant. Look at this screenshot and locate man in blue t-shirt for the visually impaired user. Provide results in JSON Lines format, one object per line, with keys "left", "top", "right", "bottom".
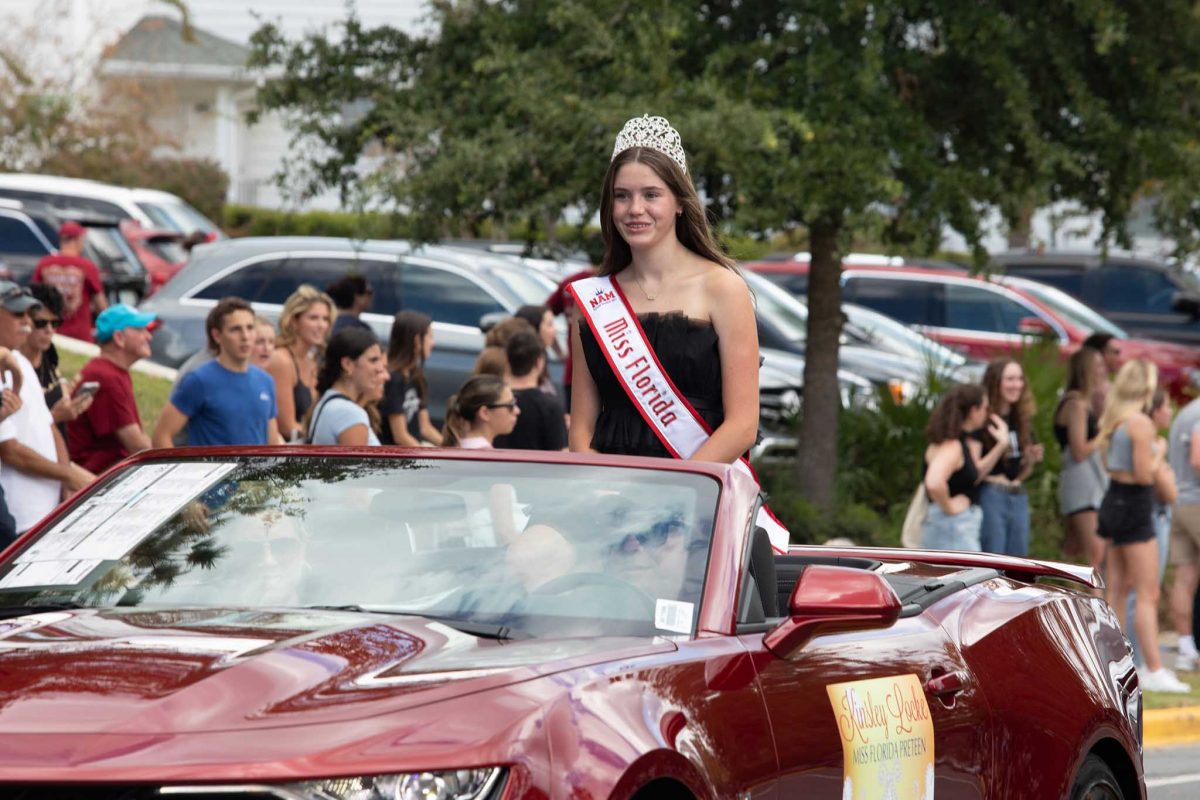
{"left": 152, "top": 298, "right": 283, "bottom": 447}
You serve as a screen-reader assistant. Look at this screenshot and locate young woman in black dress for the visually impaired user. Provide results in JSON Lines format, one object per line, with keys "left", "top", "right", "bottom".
{"left": 569, "top": 116, "right": 759, "bottom": 463}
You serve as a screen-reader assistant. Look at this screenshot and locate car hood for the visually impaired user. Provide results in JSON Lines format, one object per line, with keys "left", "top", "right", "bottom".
{"left": 0, "top": 607, "right": 674, "bottom": 735}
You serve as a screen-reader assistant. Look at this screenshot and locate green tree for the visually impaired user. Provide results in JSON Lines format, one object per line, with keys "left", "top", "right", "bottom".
{"left": 249, "top": 0, "right": 1200, "bottom": 514}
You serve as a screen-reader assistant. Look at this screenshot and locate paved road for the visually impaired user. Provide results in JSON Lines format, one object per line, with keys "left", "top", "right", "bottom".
{"left": 1147, "top": 744, "right": 1200, "bottom": 798}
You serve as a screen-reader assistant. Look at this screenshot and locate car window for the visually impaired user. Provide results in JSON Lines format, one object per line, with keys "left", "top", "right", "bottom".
{"left": 192, "top": 259, "right": 287, "bottom": 302}
{"left": 1003, "top": 265, "right": 1085, "bottom": 297}
{"left": 0, "top": 457, "right": 720, "bottom": 640}
{"left": 85, "top": 228, "right": 144, "bottom": 277}
{"left": 843, "top": 277, "right": 937, "bottom": 325}
{"left": 400, "top": 262, "right": 505, "bottom": 326}
{"left": 760, "top": 271, "right": 808, "bottom": 296}
{"left": 0, "top": 216, "right": 50, "bottom": 255}
{"left": 256, "top": 256, "right": 401, "bottom": 312}
{"left": 1099, "top": 264, "right": 1178, "bottom": 313}
{"left": 943, "top": 282, "right": 1031, "bottom": 334}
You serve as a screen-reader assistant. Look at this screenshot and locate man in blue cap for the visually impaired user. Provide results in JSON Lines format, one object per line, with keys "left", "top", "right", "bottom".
{"left": 67, "top": 304, "right": 158, "bottom": 474}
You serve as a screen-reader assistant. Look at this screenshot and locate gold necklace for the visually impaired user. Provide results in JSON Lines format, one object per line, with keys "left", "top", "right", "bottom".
{"left": 632, "top": 272, "right": 663, "bottom": 301}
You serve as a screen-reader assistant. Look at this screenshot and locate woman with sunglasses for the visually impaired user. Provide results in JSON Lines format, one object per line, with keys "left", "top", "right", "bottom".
{"left": 442, "top": 374, "right": 520, "bottom": 449}
{"left": 22, "top": 284, "right": 91, "bottom": 435}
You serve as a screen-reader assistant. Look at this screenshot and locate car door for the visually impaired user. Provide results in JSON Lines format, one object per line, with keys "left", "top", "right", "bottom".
{"left": 741, "top": 572, "right": 993, "bottom": 798}
{"left": 925, "top": 281, "right": 1065, "bottom": 360}
{"left": 396, "top": 260, "right": 506, "bottom": 423}
{"left": 1096, "top": 263, "right": 1200, "bottom": 343}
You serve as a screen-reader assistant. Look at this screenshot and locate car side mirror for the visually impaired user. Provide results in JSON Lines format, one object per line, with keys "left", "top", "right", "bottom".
{"left": 1017, "top": 316, "right": 1054, "bottom": 337}
{"left": 1171, "top": 291, "right": 1200, "bottom": 317}
{"left": 479, "top": 311, "right": 509, "bottom": 333}
{"left": 763, "top": 565, "right": 901, "bottom": 659}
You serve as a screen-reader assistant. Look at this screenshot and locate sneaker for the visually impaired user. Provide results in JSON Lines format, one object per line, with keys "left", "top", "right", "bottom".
{"left": 1141, "top": 667, "right": 1191, "bottom": 694}
{"left": 1178, "top": 652, "right": 1198, "bottom": 672}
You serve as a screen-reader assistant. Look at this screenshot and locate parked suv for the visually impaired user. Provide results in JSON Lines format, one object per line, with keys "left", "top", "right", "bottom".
{"left": 0, "top": 174, "right": 223, "bottom": 241}
{"left": 0, "top": 198, "right": 151, "bottom": 304}
{"left": 746, "top": 260, "right": 1200, "bottom": 401}
{"left": 993, "top": 251, "right": 1200, "bottom": 345}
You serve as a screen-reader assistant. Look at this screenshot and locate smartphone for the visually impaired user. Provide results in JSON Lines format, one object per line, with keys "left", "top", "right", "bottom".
{"left": 75, "top": 381, "right": 101, "bottom": 399}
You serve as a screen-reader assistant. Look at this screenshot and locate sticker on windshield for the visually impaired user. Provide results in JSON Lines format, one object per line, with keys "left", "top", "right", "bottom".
{"left": 654, "top": 599, "right": 694, "bottom": 634}
{"left": 826, "top": 674, "right": 935, "bottom": 800}
{"left": 0, "top": 559, "right": 101, "bottom": 589}
{"left": 15, "top": 462, "right": 238, "bottom": 565}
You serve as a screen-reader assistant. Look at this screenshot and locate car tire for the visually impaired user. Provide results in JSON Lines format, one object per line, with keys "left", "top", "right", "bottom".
{"left": 1069, "top": 754, "right": 1125, "bottom": 800}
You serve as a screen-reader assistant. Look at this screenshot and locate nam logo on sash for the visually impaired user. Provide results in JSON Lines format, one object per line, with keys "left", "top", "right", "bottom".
{"left": 826, "top": 674, "right": 935, "bottom": 800}
{"left": 588, "top": 287, "right": 617, "bottom": 309}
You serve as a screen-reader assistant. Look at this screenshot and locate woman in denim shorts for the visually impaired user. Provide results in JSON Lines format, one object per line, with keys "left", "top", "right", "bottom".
{"left": 922, "top": 384, "right": 1010, "bottom": 551}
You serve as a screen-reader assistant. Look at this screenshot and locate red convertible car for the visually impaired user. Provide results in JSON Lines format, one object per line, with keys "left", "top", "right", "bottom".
{"left": 0, "top": 448, "right": 1143, "bottom": 799}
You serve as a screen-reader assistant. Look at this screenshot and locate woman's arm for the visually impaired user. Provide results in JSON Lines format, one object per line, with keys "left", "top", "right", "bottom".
{"left": 924, "top": 441, "right": 969, "bottom": 514}
{"left": 971, "top": 414, "right": 1010, "bottom": 478}
{"left": 692, "top": 270, "right": 759, "bottom": 463}
{"left": 387, "top": 414, "right": 422, "bottom": 447}
{"left": 266, "top": 350, "right": 299, "bottom": 439}
{"left": 1065, "top": 397, "right": 1096, "bottom": 463}
{"left": 1128, "top": 414, "right": 1161, "bottom": 485}
{"left": 1155, "top": 436, "right": 1179, "bottom": 504}
{"left": 336, "top": 424, "right": 371, "bottom": 446}
{"left": 568, "top": 319, "right": 599, "bottom": 453}
{"left": 418, "top": 410, "right": 444, "bottom": 445}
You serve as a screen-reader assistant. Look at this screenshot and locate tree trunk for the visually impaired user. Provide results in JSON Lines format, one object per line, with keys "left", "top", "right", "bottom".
{"left": 795, "top": 220, "right": 843, "bottom": 513}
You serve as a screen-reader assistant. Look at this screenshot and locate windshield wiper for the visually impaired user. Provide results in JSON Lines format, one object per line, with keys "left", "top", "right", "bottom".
{"left": 304, "top": 605, "right": 520, "bottom": 640}
{"left": 0, "top": 602, "right": 87, "bottom": 620}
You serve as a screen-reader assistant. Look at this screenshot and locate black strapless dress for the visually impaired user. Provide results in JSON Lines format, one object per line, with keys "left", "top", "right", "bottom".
{"left": 579, "top": 312, "right": 724, "bottom": 457}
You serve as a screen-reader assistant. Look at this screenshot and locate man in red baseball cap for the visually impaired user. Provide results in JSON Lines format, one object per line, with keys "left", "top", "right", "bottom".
{"left": 31, "top": 221, "right": 108, "bottom": 343}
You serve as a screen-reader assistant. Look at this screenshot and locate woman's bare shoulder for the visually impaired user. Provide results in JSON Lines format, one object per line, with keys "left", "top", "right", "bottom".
{"left": 701, "top": 264, "right": 751, "bottom": 300}
{"left": 266, "top": 348, "right": 294, "bottom": 377}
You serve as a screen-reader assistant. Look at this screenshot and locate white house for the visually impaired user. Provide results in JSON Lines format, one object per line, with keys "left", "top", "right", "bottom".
{"left": 0, "top": 0, "right": 424, "bottom": 210}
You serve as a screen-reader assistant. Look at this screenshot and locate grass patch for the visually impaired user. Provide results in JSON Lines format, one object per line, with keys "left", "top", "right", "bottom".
{"left": 1143, "top": 665, "right": 1200, "bottom": 709}
{"left": 56, "top": 350, "right": 173, "bottom": 433}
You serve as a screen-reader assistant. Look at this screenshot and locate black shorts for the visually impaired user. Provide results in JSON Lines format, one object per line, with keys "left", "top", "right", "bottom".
{"left": 1097, "top": 481, "right": 1156, "bottom": 545}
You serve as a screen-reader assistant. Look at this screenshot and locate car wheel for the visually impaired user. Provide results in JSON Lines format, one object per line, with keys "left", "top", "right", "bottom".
{"left": 1069, "top": 754, "right": 1125, "bottom": 800}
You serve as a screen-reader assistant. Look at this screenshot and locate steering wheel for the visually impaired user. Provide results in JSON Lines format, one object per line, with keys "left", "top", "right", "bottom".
{"left": 529, "top": 571, "right": 657, "bottom": 618}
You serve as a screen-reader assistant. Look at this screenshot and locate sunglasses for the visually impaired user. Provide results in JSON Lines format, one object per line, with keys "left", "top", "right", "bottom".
{"left": 487, "top": 401, "right": 519, "bottom": 410}
{"left": 32, "top": 318, "right": 62, "bottom": 330}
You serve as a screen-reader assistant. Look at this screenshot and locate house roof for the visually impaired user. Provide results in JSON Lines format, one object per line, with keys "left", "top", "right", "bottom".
{"left": 100, "top": 15, "right": 252, "bottom": 81}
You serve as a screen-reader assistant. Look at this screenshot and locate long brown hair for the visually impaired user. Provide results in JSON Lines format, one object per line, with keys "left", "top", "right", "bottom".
{"left": 387, "top": 310, "right": 432, "bottom": 399}
{"left": 980, "top": 359, "right": 1034, "bottom": 454}
{"left": 598, "top": 147, "right": 737, "bottom": 276}
{"left": 926, "top": 384, "right": 986, "bottom": 444}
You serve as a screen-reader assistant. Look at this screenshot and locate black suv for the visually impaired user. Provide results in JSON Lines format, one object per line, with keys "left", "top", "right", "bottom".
{"left": 0, "top": 199, "right": 151, "bottom": 304}
{"left": 992, "top": 251, "right": 1200, "bottom": 345}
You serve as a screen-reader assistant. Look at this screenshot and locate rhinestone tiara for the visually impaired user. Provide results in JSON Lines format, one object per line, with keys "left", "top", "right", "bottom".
{"left": 611, "top": 114, "right": 687, "bottom": 172}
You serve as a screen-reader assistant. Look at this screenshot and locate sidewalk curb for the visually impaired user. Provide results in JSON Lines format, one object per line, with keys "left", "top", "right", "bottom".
{"left": 52, "top": 334, "right": 178, "bottom": 382}
{"left": 1145, "top": 705, "right": 1200, "bottom": 748}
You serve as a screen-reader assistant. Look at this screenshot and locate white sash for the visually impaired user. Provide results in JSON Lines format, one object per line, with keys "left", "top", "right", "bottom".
{"left": 570, "top": 275, "right": 791, "bottom": 553}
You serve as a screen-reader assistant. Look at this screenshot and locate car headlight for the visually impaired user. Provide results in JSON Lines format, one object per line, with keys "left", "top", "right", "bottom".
{"left": 285, "top": 768, "right": 504, "bottom": 800}
{"left": 1186, "top": 367, "right": 1200, "bottom": 389}
{"left": 779, "top": 389, "right": 802, "bottom": 416}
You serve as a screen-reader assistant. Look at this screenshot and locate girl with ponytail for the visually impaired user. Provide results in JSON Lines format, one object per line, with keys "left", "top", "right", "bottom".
{"left": 442, "top": 375, "right": 520, "bottom": 449}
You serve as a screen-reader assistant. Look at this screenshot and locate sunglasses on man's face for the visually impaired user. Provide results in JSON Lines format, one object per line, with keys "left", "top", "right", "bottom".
{"left": 32, "top": 318, "right": 62, "bottom": 330}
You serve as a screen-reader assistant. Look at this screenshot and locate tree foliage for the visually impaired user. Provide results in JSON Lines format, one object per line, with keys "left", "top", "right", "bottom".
{"left": 249, "top": 0, "right": 1200, "bottom": 511}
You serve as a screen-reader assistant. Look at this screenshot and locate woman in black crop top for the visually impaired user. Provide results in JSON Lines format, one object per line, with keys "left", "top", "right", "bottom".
{"left": 922, "top": 384, "right": 1009, "bottom": 551}
{"left": 975, "top": 359, "right": 1045, "bottom": 557}
{"left": 1054, "top": 348, "right": 1109, "bottom": 570}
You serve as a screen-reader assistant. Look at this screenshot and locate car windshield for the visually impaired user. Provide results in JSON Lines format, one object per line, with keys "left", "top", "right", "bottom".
{"left": 136, "top": 201, "right": 220, "bottom": 236}
{"left": 1003, "top": 277, "right": 1127, "bottom": 337}
{"left": 0, "top": 457, "right": 719, "bottom": 639}
{"left": 843, "top": 303, "right": 967, "bottom": 367}
{"left": 744, "top": 271, "right": 808, "bottom": 344}
{"left": 480, "top": 264, "right": 557, "bottom": 308}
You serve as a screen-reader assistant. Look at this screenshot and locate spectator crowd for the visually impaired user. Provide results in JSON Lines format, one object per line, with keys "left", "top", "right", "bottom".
{"left": 0, "top": 220, "right": 574, "bottom": 552}
{"left": 916, "top": 330, "right": 1200, "bottom": 694}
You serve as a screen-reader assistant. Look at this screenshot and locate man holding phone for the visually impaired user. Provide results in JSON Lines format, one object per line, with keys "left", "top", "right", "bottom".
{"left": 67, "top": 304, "right": 157, "bottom": 473}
